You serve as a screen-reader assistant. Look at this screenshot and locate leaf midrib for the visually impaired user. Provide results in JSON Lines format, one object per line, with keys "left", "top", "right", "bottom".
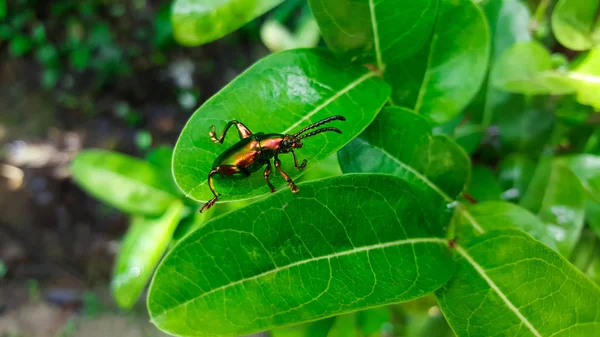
{"left": 352, "top": 137, "right": 485, "bottom": 234}
{"left": 281, "top": 71, "right": 378, "bottom": 134}
{"left": 151, "top": 236, "right": 448, "bottom": 321}
{"left": 455, "top": 244, "right": 543, "bottom": 337}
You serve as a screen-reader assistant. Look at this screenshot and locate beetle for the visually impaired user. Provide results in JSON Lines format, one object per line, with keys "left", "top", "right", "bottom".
{"left": 199, "top": 115, "right": 346, "bottom": 212}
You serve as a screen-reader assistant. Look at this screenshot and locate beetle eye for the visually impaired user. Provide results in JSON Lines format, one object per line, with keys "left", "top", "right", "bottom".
{"left": 283, "top": 140, "right": 289, "bottom": 147}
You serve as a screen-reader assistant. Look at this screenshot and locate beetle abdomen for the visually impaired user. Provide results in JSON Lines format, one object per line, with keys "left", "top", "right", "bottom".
{"left": 212, "top": 135, "right": 262, "bottom": 169}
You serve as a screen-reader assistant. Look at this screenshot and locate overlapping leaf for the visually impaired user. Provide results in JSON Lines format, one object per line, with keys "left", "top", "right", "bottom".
{"left": 112, "top": 200, "right": 184, "bottom": 309}
{"left": 521, "top": 159, "right": 586, "bottom": 256}
{"left": 148, "top": 174, "right": 455, "bottom": 337}
{"left": 72, "top": 150, "right": 180, "bottom": 216}
{"left": 552, "top": 0, "right": 600, "bottom": 51}
{"left": 307, "top": 0, "right": 438, "bottom": 67}
{"left": 338, "top": 106, "right": 470, "bottom": 200}
{"left": 456, "top": 201, "right": 557, "bottom": 250}
{"left": 385, "top": 0, "right": 490, "bottom": 123}
{"left": 173, "top": 49, "right": 390, "bottom": 203}
{"left": 171, "top": 0, "right": 283, "bottom": 46}
{"left": 437, "top": 229, "right": 600, "bottom": 337}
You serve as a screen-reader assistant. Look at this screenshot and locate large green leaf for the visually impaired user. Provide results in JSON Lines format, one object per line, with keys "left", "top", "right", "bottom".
{"left": 491, "top": 41, "right": 575, "bottom": 95}
{"left": 551, "top": 0, "right": 600, "bottom": 51}
{"left": 569, "top": 49, "right": 600, "bottom": 110}
{"left": 112, "top": 200, "right": 184, "bottom": 309}
{"left": 173, "top": 49, "right": 390, "bottom": 203}
{"left": 471, "top": 0, "right": 532, "bottom": 126}
{"left": 307, "top": 0, "right": 438, "bottom": 68}
{"left": 72, "top": 150, "right": 180, "bottom": 216}
{"left": 521, "top": 159, "right": 586, "bottom": 256}
{"left": 148, "top": 174, "right": 455, "bottom": 337}
{"left": 338, "top": 107, "right": 470, "bottom": 200}
{"left": 557, "top": 154, "right": 600, "bottom": 202}
{"left": 456, "top": 201, "right": 557, "bottom": 250}
{"left": 171, "top": 0, "right": 283, "bottom": 46}
{"left": 386, "top": 0, "right": 490, "bottom": 123}
{"left": 437, "top": 229, "right": 600, "bottom": 337}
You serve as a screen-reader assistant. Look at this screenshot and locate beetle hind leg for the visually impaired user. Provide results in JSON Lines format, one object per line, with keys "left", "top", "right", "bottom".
{"left": 199, "top": 169, "right": 220, "bottom": 213}
{"left": 210, "top": 120, "right": 252, "bottom": 144}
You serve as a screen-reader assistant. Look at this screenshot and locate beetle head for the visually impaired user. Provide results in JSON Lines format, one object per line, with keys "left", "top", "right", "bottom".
{"left": 279, "top": 135, "right": 303, "bottom": 153}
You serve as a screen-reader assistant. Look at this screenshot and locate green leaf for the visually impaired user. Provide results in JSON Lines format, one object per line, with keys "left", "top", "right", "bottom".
{"left": 72, "top": 150, "right": 181, "bottom": 215}
{"left": 470, "top": 0, "right": 532, "bottom": 126}
{"left": 0, "top": 0, "right": 5, "bottom": 19}
{"left": 457, "top": 201, "right": 557, "bottom": 250}
{"left": 491, "top": 41, "right": 575, "bottom": 95}
{"left": 148, "top": 174, "right": 456, "bottom": 337}
{"left": 9, "top": 35, "right": 33, "bottom": 56}
{"left": 556, "top": 154, "right": 600, "bottom": 202}
{"left": 112, "top": 200, "right": 184, "bottom": 309}
{"left": 551, "top": 0, "right": 600, "bottom": 51}
{"left": 521, "top": 159, "right": 586, "bottom": 256}
{"left": 173, "top": 49, "right": 390, "bottom": 203}
{"left": 498, "top": 154, "right": 536, "bottom": 202}
{"left": 307, "top": 0, "right": 438, "bottom": 67}
{"left": 570, "top": 228, "right": 600, "bottom": 273}
{"left": 171, "top": 0, "right": 284, "bottom": 46}
{"left": 437, "top": 229, "right": 600, "bottom": 337}
{"left": 386, "top": 0, "right": 490, "bottom": 123}
{"left": 338, "top": 106, "right": 470, "bottom": 200}
{"left": 466, "top": 165, "right": 502, "bottom": 202}
{"left": 586, "top": 200, "right": 600, "bottom": 239}
{"left": 568, "top": 48, "right": 600, "bottom": 110}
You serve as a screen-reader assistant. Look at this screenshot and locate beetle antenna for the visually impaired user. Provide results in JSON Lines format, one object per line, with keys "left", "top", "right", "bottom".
{"left": 296, "top": 127, "right": 342, "bottom": 140}
{"left": 293, "top": 116, "right": 346, "bottom": 138}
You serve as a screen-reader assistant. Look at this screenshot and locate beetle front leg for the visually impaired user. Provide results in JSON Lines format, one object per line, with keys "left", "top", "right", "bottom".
{"left": 210, "top": 120, "right": 252, "bottom": 144}
{"left": 274, "top": 156, "right": 299, "bottom": 193}
{"left": 199, "top": 168, "right": 220, "bottom": 213}
{"left": 291, "top": 150, "right": 307, "bottom": 170}
{"left": 264, "top": 161, "right": 276, "bottom": 193}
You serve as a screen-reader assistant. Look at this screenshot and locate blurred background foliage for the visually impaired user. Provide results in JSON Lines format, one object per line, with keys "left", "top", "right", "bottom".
{"left": 0, "top": 0, "right": 599, "bottom": 336}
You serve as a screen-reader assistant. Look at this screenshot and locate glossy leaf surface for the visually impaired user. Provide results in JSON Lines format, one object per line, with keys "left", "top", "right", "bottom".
{"left": 457, "top": 201, "right": 557, "bottom": 250}
{"left": 171, "top": 0, "right": 283, "bottom": 46}
{"left": 437, "top": 229, "right": 600, "bottom": 337}
{"left": 307, "top": 0, "right": 438, "bottom": 67}
{"left": 112, "top": 201, "right": 184, "bottom": 309}
{"left": 386, "top": 0, "right": 490, "bottom": 123}
{"left": 570, "top": 49, "right": 600, "bottom": 109}
{"left": 173, "top": 49, "right": 390, "bottom": 203}
{"left": 148, "top": 174, "right": 455, "bottom": 337}
{"left": 72, "top": 150, "right": 180, "bottom": 216}
{"left": 551, "top": 0, "right": 600, "bottom": 51}
{"left": 557, "top": 154, "right": 600, "bottom": 202}
{"left": 338, "top": 107, "right": 470, "bottom": 200}
{"left": 471, "top": 0, "right": 531, "bottom": 126}
{"left": 521, "top": 159, "right": 586, "bottom": 256}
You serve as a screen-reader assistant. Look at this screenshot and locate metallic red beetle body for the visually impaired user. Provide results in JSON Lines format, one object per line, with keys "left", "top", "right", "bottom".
{"left": 200, "top": 116, "right": 346, "bottom": 212}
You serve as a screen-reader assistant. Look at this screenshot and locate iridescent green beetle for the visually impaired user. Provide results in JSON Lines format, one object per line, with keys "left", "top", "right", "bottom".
{"left": 200, "top": 116, "right": 346, "bottom": 212}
